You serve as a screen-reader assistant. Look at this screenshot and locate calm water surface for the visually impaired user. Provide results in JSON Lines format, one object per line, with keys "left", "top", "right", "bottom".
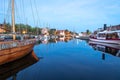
{"left": 7, "top": 39, "right": 120, "bottom": 80}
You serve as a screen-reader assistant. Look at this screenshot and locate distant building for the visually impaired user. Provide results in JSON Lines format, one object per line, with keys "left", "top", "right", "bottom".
{"left": 64, "top": 30, "right": 72, "bottom": 37}
{"left": 106, "top": 25, "right": 120, "bottom": 31}
{"left": 41, "top": 28, "right": 49, "bottom": 36}
{"left": 56, "top": 30, "right": 65, "bottom": 37}
{"left": 0, "top": 24, "right": 6, "bottom": 33}
{"left": 80, "top": 32, "right": 88, "bottom": 36}
{"left": 93, "top": 24, "right": 120, "bottom": 35}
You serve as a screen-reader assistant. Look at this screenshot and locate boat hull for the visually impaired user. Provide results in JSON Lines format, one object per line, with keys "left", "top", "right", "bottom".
{"left": 0, "top": 43, "right": 34, "bottom": 65}
{"left": 89, "top": 38, "right": 120, "bottom": 44}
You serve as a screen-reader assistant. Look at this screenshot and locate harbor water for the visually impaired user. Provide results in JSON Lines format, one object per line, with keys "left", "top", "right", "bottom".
{"left": 6, "top": 39, "right": 120, "bottom": 80}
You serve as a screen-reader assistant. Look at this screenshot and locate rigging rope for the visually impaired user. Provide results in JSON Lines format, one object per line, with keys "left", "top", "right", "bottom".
{"left": 4, "top": 0, "right": 5, "bottom": 20}
{"left": 30, "top": 0, "right": 36, "bottom": 26}
{"left": 34, "top": 0, "right": 41, "bottom": 27}
{"left": 21, "top": 0, "right": 28, "bottom": 33}
{"left": 21, "top": 0, "right": 26, "bottom": 24}
{"left": 5, "top": 0, "right": 11, "bottom": 23}
{"left": 15, "top": 0, "right": 22, "bottom": 23}
{"left": 33, "top": 0, "right": 41, "bottom": 35}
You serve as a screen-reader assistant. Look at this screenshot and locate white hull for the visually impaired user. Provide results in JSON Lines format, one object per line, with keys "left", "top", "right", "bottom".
{"left": 89, "top": 38, "right": 120, "bottom": 45}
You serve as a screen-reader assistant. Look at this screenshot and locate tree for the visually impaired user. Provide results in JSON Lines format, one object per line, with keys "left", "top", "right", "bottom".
{"left": 49, "top": 28, "right": 56, "bottom": 35}
{"left": 86, "top": 29, "right": 91, "bottom": 35}
{"left": 5, "top": 23, "right": 11, "bottom": 33}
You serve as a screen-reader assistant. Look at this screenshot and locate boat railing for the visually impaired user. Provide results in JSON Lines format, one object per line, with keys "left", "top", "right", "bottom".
{"left": 0, "top": 39, "right": 36, "bottom": 50}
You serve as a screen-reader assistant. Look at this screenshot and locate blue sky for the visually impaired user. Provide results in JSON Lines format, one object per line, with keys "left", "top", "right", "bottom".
{"left": 0, "top": 0, "right": 120, "bottom": 32}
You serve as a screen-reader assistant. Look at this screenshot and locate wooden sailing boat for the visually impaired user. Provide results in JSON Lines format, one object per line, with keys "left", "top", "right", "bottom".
{"left": 0, "top": 0, "right": 36, "bottom": 65}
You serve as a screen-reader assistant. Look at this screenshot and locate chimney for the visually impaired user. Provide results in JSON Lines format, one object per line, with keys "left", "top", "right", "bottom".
{"left": 103, "top": 24, "right": 107, "bottom": 30}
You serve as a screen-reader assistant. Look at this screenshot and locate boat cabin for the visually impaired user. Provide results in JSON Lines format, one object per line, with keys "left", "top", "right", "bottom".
{"left": 97, "top": 30, "right": 120, "bottom": 40}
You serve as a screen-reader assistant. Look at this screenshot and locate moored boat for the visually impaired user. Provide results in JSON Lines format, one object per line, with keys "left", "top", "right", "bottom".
{"left": 89, "top": 25, "right": 120, "bottom": 44}
{"left": 0, "top": 0, "right": 36, "bottom": 65}
{"left": 0, "top": 39, "right": 36, "bottom": 65}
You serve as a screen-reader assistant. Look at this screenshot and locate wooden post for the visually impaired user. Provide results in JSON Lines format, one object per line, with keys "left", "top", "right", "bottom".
{"left": 12, "top": 0, "right": 16, "bottom": 40}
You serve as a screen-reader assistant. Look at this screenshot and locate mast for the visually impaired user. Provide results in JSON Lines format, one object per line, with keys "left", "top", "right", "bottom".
{"left": 12, "top": 0, "right": 16, "bottom": 40}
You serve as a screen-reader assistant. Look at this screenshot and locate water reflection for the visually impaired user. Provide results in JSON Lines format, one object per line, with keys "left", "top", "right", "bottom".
{"left": 89, "top": 41, "right": 120, "bottom": 59}
{"left": 38, "top": 37, "right": 73, "bottom": 44}
{"left": 0, "top": 51, "right": 39, "bottom": 80}
{"left": 4, "top": 39, "right": 120, "bottom": 80}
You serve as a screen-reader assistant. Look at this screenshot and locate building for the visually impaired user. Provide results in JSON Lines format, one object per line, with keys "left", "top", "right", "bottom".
{"left": 0, "top": 24, "right": 6, "bottom": 33}
{"left": 106, "top": 25, "right": 120, "bottom": 31}
{"left": 92, "top": 24, "right": 120, "bottom": 37}
{"left": 41, "top": 28, "right": 49, "bottom": 36}
{"left": 56, "top": 30, "right": 65, "bottom": 37}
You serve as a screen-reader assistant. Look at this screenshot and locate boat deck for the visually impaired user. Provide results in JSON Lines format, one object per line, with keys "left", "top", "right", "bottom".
{"left": 0, "top": 39, "right": 37, "bottom": 50}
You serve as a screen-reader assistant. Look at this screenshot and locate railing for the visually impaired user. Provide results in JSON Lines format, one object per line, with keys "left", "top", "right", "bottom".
{"left": 0, "top": 39, "right": 36, "bottom": 50}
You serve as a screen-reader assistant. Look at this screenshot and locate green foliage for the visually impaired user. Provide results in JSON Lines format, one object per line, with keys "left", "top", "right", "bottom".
{"left": 49, "top": 28, "right": 56, "bottom": 35}
{"left": 4, "top": 23, "right": 74, "bottom": 36}
{"left": 5, "top": 23, "right": 42, "bottom": 35}
{"left": 86, "top": 29, "right": 91, "bottom": 35}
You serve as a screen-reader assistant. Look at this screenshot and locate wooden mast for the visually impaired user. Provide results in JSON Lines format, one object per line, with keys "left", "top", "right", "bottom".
{"left": 12, "top": 0, "right": 16, "bottom": 40}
